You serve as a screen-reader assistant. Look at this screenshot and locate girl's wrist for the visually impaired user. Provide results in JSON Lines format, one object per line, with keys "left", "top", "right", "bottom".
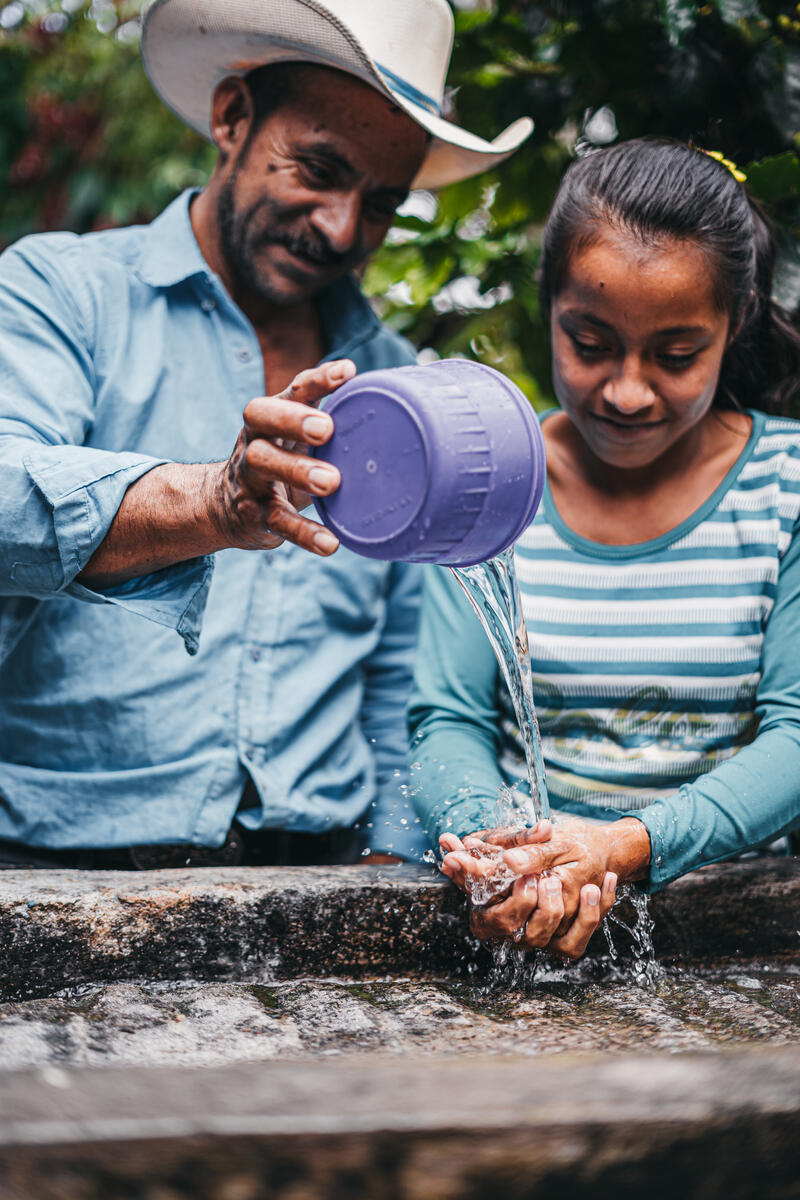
{"left": 599, "top": 817, "right": 652, "bottom": 883}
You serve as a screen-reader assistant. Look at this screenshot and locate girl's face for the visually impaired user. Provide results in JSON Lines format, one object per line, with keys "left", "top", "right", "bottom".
{"left": 550, "top": 224, "right": 732, "bottom": 470}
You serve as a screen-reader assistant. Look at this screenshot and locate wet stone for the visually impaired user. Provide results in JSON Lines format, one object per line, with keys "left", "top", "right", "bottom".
{"left": 0, "top": 862, "right": 799, "bottom": 1198}
{"left": 1, "top": 964, "right": 798, "bottom": 1072}
{"left": 1, "top": 859, "right": 799, "bottom": 1003}
{"left": 2, "top": 1045, "right": 800, "bottom": 1200}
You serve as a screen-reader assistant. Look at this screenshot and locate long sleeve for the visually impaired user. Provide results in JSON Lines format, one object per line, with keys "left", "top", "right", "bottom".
{"left": 359, "top": 561, "right": 429, "bottom": 859}
{"left": 407, "top": 563, "right": 506, "bottom": 848}
{"left": 637, "top": 520, "right": 800, "bottom": 890}
{"left": 409, "top": 541, "right": 800, "bottom": 886}
{"left": 0, "top": 237, "right": 213, "bottom": 656}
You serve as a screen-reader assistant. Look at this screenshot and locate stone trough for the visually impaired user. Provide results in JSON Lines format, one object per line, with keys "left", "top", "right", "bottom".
{"left": 1, "top": 859, "right": 799, "bottom": 1199}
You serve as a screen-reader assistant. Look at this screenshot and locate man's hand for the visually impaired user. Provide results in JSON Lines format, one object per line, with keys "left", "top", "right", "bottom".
{"left": 211, "top": 358, "right": 356, "bottom": 556}
{"left": 79, "top": 359, "right": 355, "bottom": 588}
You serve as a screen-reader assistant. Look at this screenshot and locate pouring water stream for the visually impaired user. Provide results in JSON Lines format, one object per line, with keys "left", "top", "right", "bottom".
{"left": 451, "top": 546, "right": 549, "bottom": 826}
{"left": 447, "top": 548, "right": 658, "bottom": 985}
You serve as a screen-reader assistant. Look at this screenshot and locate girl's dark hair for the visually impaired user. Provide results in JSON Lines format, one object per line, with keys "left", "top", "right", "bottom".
{"left": 539, "top": 137, "right": 800, "bottom": 417}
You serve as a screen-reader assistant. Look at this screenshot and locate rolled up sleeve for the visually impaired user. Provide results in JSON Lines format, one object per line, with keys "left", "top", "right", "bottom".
{"left": 0, "top": 237, "right": 213, "bottom": 654}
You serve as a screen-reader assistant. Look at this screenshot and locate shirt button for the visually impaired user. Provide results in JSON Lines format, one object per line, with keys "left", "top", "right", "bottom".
{"left": 250, "top": 646, "right": 262, "bottom": 662}
{"left": 237, "top": 348, "right": 252, "bottom": 362}
{"left": 200, "top": 296, "right": 215, "bottom": 313}
{"left": 244, "top": 743, "right": 256, "bottom": 759}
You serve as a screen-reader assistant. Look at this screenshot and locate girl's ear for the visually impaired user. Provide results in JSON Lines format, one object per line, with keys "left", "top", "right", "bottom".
{"left": 727, "top": 289, "right": 756, "bottom": 347}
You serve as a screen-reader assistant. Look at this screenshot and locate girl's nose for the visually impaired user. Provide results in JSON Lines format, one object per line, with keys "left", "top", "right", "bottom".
{"left": 602, "top": 358, "right": 657, "bottom": 414}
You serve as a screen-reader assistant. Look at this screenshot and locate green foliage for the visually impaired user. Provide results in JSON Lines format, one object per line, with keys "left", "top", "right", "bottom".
{"left": 366, "top": 0, "right": 800, "bottom": 405}
{"left": 0, "top": 0, "right": 798, "bottom": 405}
{"left": 0, "top": 1, "right": 213, "bottom": 241}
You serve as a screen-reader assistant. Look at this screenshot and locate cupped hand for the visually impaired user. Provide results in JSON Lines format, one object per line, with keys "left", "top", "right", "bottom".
{"left": 441, "top": 817, "right": 610, "bottom": 920}
{"left": 498, "top": 816, "right": 649, "bottom": 934}
{"left": 438, "top": 821, "right": 554, "bottom": 895}
{"left": 469, "top": 869, "right": 617, "bottom": 959}
{"left": 438, "top": 814, "right": 649, "bottom": 960}
{"left": 213, "top": 358, "right": 356, "bottom": 556}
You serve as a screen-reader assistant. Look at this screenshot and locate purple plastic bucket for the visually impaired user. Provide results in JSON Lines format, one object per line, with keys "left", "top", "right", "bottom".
{"left": 311, "top": 359, "right": 546, "bottom": 567}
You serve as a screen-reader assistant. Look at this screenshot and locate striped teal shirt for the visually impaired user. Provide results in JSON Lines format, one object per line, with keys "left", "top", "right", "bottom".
{"left": 409, "top": 409, "right": 800, "bottom": 889}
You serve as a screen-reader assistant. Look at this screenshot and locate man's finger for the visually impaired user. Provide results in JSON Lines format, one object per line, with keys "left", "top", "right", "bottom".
{"left": 439, "top": 836, "right": 467, "bottom": 889}
{"left": 244, "top": 438, "right": 341, "bottom": 497}
{"left": 440, "top": 850, "right": 469, "bottom": 891}
{"left": 264, "top": 498, "right": 339, "bottom": 556}
{"left": 282, "top": 359, "right": 357, "bottom": 408}
{"left": 243, "top": 396, "right": 337, "bottom": 452}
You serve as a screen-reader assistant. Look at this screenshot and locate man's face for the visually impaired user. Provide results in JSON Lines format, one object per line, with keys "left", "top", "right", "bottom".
{"left": 216, "top": 69, "right": 429, "bottom": 306}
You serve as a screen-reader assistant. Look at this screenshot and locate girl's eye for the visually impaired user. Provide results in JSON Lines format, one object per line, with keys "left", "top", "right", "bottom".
{"left": 658, "top": 351, "right": 699, "bottom": 369}
{"left": 571, "top": 337, "right": 609, "bottom": 358}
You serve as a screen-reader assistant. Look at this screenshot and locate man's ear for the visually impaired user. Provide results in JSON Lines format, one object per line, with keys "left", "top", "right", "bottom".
{"left": 210, "top": 77, "right": 254, "bottom": 162}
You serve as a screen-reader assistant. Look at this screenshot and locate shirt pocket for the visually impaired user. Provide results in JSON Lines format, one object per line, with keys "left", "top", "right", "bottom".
{"left": 315, "top": 550, "right": 387, "bottom": 637}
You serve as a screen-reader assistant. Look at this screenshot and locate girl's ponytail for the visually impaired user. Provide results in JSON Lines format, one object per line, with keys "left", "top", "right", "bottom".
{"left": 718, "top": 196, "right": 800, "bottom": 418}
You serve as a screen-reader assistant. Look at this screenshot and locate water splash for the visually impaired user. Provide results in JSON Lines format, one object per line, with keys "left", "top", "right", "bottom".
{"left": 605, "top": 885, "right": 663, "bottom": 988}
{"left": 471, "top": 886, "right": 661, "bottom": 994}
{"left": 451, "top": 547, "right": 549, "bottom": 824}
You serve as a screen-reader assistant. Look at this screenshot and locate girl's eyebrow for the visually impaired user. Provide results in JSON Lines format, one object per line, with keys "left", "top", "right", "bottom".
{"left": 559, "top": 310, "right": 613, "bottom": 331}
{"left": 560, "top": 310, "right": 711, "bottom": 337}
{"left": 654, "top": 324, "right": 710, "bottom": 337}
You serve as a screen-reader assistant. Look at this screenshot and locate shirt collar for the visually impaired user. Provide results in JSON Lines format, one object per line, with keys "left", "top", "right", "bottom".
{"left": 135, "top": 189, "right": 210, "bottom": 288}
{"left": 136, "top": 188, "right": 380, "bottom": 353}
{"left": 319, "top": 273, "right": 380, "bottom": 356}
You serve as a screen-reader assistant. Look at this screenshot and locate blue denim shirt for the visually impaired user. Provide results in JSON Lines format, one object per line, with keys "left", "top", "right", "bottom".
{"left": 0, "top": 190, "right": 426, "bottom": 858}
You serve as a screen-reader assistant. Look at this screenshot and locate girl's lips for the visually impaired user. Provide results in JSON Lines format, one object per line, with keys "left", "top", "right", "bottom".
{"left": 590, "top": 413, "right": 665, "bottom": 439}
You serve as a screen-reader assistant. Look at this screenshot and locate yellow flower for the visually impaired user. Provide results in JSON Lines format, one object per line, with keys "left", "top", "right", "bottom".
{"left": 702, "top": 149, "right": 747, "bottom": 183}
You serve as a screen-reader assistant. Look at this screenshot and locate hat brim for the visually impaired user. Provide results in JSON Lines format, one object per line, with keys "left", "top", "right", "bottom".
{"left": 141, "top": 0, "right": 533, "bottom": 189}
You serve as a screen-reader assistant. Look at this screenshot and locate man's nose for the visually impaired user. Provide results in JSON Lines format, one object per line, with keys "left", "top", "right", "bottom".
{"left": 311, "top": 192, "right": 362, "bottom": 256}
{"left": 602, "top": 357, "right": 656, "bottom": 414}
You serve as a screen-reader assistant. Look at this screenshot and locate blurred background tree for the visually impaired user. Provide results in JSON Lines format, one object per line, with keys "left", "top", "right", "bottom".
{"left": 0, "top": 0, "right": 798, "bottom": 406}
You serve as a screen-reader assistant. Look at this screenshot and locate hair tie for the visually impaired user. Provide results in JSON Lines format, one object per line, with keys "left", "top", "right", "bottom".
{"left": 574, "top": 106, "right": 618, "bottom": 159}
{"left": 700, "top": 148, "right": 747, "bottom": 183}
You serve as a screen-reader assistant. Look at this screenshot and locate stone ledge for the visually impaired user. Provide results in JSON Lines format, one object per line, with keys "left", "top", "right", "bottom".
{"left": 1, "top": 1046, "right": 799, "bottom": 1199}
{"left": 1, "top": 859, "right": 798, "bottom": 1000}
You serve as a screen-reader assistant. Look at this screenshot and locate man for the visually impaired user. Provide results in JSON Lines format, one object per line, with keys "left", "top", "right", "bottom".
{"left": 0, "top": 0, "right": 531, "bottom": 868}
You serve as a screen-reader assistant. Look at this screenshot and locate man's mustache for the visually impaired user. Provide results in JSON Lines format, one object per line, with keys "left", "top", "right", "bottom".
{"left": 257, "top": 228, "right": 348, "bottom": 269}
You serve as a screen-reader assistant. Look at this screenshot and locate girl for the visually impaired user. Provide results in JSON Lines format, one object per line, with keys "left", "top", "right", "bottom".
{"left": 408, "top": 138, "right": 800, "bottom": 960}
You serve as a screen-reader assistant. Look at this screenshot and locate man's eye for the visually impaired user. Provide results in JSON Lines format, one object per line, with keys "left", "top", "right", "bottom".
{"left": 365, "top": 197, "right": 400, "bottom": 221}
{"left": 300, "top": 159, "right": 335, "bottom": 185}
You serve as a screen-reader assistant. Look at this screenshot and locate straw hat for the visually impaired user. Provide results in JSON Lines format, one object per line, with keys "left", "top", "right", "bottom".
{"left": 140, "top": 0, "right": 533, "bottom": 189}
